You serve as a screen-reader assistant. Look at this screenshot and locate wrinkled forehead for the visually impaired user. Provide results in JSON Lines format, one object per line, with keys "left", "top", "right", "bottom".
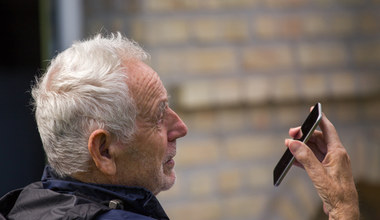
{"left": 123, "top": 59, "right": 167, "bottom": 107}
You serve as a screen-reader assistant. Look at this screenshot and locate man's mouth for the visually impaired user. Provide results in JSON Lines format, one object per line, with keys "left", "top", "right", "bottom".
{"left": 165, "top": 142, "right": 176, "bottom": 168}
{"left": 165, "top": 158, "right": 175, "bottom": 167}
{"left": 164, "top": 153, "right": 176, "bottom": 168}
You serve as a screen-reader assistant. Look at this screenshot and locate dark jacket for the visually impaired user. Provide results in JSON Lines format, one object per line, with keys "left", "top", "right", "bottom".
{"left": 0, "top": 166, "right": 169, "bottom": 220}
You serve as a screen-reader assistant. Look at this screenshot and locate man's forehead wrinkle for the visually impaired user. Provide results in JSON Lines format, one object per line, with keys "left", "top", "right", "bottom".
{"left": 123, "top": 59, "right": 167, "bottom": 120}
{"left": 133, "top": 71, "right": 160, "bottom": 97}
{"left": 138, "top": 74, "right": 164, "bottom": 108}
{"left": 129, "top": 73, "right": 166, "bottom": 119}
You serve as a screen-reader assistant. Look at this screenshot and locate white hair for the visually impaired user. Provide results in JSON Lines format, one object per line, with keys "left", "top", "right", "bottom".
{"left": 32, "top": 33, "right": 149, "bottom": 177}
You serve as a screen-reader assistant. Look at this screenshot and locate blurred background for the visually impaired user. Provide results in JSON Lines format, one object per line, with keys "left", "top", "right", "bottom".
{"left": 1, "top": 0, "right": 379, "bottom": 219}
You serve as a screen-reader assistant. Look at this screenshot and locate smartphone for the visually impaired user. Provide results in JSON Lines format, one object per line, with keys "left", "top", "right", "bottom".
{"left": 273, "top": 103, "right": 322, "bottom": 187}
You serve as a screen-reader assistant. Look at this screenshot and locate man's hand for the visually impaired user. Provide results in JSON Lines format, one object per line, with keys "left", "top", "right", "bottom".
{"left": 285, "top": 113, "right": 359, "bottom": 220}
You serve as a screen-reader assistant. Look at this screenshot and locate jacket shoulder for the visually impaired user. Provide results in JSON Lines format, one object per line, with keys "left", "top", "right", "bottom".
{"left": 2, "top": 182, "right": 109, "bottom": 220}
{"left": 0, "top": 188, "right": 23, "bottom": 219}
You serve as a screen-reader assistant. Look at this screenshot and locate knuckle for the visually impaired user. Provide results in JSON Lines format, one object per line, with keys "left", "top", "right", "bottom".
{"left": 330, "top": 148, "right": 352, "bottom": 168}
{"left": 295, "top": 146, "right": 313, "bottom": 164}
{"left": 336, "top": 148, "right": 349, "bottom": 160}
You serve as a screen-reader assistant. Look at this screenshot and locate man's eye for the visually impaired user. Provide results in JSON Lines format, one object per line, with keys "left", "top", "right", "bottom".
{"left": 157, "top": 118, "right": 163, "bottom": 125}
{"left": 155, "top": 101, "right": 168, "bottom": 126}
{"left": 157, "top": 112, "right": 163, "bottom": 123}
{"left": 155, "top": 111, "right": 164, "bottom": 126}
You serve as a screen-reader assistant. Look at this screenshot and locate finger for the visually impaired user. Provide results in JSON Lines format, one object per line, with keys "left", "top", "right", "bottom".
{"left": 307, "top": 142, "right": 326, "bottom": 162}
{"left": 319, "top": 113, "right": 341, "bottom": 149}
{"left": 308, "top": 130, "right": 325, "bottom": 149}
{"left": 285, "top": 137, "right": 323, "bottom": 165}
{"left": 307, "top": 131, "right": 328, "bottom": 157}
{"left": 285, "top": 139, "right": 304, "bottom": 169}
{"left": 289, "top": 126, "right": 302, "bottom": 139}
{"left": 292, "top": 159, "right": 305, "bottom": 169}
{"left": 288, "top": 129, "right": 327, "bottom": 162}
{"left": 287, "top": 140, "right": 327, "bottom": 185}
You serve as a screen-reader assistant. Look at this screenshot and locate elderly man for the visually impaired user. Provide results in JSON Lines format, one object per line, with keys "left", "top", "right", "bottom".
{"left": 0, "top": 33, "right": 359, "bottom": 219}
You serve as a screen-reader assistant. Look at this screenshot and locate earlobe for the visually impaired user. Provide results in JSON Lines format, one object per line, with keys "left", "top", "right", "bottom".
{"left": 88, "top": 129, "right": 117, "bottom": 176}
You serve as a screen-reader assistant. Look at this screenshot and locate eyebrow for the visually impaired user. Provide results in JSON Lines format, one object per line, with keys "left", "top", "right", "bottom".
{"left": 155, "top": 93, "right": 170, "bottom": 117}
{"left": 157, "top": 100, "right": 168, "bottom": 114}
{"left": 156, "top": 99, "right": 169, "bottom": 115}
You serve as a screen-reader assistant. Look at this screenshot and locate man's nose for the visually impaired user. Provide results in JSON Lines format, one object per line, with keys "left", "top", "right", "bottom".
{"left": 167, "top": 108, "right": 188, "bottom": 142}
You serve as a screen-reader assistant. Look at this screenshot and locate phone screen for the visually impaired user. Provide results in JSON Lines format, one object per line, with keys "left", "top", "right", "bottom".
{"left": 273, "top": 103, "right": 322, "bottom": 187}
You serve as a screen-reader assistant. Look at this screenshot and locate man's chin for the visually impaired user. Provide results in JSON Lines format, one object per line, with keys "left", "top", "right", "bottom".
{"left": 161, "top": 170, "right": 176, "bottom": 192}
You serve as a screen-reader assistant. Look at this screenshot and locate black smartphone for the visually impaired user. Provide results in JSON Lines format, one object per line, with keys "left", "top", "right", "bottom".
{"left": 273, "top": 103, "right": 322, "bottom": 187}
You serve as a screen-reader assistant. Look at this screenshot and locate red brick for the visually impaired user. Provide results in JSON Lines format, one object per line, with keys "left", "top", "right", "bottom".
{"left": 329, "top": 72, "right": 356, "bottom": 98}
{"left": 218, "top": 169, "right": 243, "bottom": 194}
{"left": 273, "top": 105, "right": 305, "bottom": 127}
{"left": 243, "top": 45, "right": 294, "bottom": 71}
{"left": 222, "top": 194, "right": 268, "bottom": 219}
{"left": 131, "top": 19, "right": 189, "bottom": 45}
{"left": 155, "top": 48, "right": 237, "bottom": 75}
{"left": 271, "top": 75, "right": 299, "bottom": 102}
{"left": 143, "top": 0, "right": 197, "bottom": 11}
{"left": 254, "top": 15, "right": 303, "bottom": 39}
{"left": 352, "top": 42, "right": 380, "bottom": 65}
{"left": 180, "top": 111, "right": 217, "bottom": 133}
{"left": 176, "top": 78, "right": 242, "bottom": 110}
{"left": 224, "top": 135, "right": 278, "bottom": 161}
{"left": 297, "top": 43, "right": 347, "bottom": 68}
{"left": 302, "top": 15, "right": 328, "bottom": 37}
{"left": 215, "top": 109, "right": 247, "bottom": 132}
{"left": 164, "top": 200, "right": 222, "bottom": 220}
{"left": 248, "top": 166, "right": 272, "bottom": 189}
{"left": 243, "top": 76, "right": 271, "bottom": 104}
{"left": 263, "top": 0, "right": 308, "bottom": 8}
{"left": 175, "top": 138, "right": 220, "bottom": 167}
{"left": 192, "top": 18, "right": 249, "bottom": 43}
{"left": 332, "top": 102, "right": 359, "bottom": 123}
{"left": 188, "top": 172, "right": 214, "bottom": 197}
{"left": 248, "top": 106, "right": 273, "bottom": 130}
{"left": 186, "top": 48, "right": 237, "bottom": 73}
{"left": 273, "top": 196, "right": 303, "bottom": 219}
{"left": 143, "top": 0, "right": 257, "bottom": 11}
{"left": 299, "top": 73, "right": 329, "bottom": 99}
{"left": 363, "top": 99, "right": 380, "bottom": 121}
{"left": 198, "top": 0, "right": 257, "bottom": 10}
{"left": 358, "top": 13, "right": 380, "bottom": 34}
{"left": 330, "top": 14, "right": 355, "bottom": 36}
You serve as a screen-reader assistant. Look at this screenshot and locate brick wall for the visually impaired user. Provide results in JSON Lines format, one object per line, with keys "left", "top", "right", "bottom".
{"left": 83, "top": 0, "right": 380, "bottom": 219}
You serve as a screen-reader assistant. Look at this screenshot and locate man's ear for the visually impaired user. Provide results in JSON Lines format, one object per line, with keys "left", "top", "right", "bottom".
{"left": 88, "top": 129, "right": 116, "bottom": 176}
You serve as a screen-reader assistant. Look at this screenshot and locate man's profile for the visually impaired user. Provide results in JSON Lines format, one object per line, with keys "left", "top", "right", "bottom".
{"left": 0, "top": 33, "right": 359, "bottom": 219}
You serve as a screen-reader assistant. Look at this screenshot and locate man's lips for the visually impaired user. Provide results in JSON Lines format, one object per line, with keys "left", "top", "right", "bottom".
{"left": 165, "top": 141, "right": 176, "bottom": 167}
{"left": 165, "top": 142, "right": 176, "bottom": 161}
{"left": 164, "top": 152, "right": 176, "bottom": 168}
{"left": 165, "top": 158, "right": 175, "bottom": 168}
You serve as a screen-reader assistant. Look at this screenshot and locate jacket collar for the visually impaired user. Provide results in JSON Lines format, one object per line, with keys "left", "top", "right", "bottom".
{"left": 41, "top": 166, "right": 168, "bottom": 219}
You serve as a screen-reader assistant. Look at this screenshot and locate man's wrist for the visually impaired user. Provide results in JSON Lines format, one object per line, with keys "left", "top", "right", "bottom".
{"left": 329, "top": 204, "right": 359, "bottom": 220}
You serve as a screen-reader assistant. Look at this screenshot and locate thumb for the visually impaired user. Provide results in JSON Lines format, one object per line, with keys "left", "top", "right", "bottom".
{"left": 287, "top": 140, "right": 327, "bottom": 184}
